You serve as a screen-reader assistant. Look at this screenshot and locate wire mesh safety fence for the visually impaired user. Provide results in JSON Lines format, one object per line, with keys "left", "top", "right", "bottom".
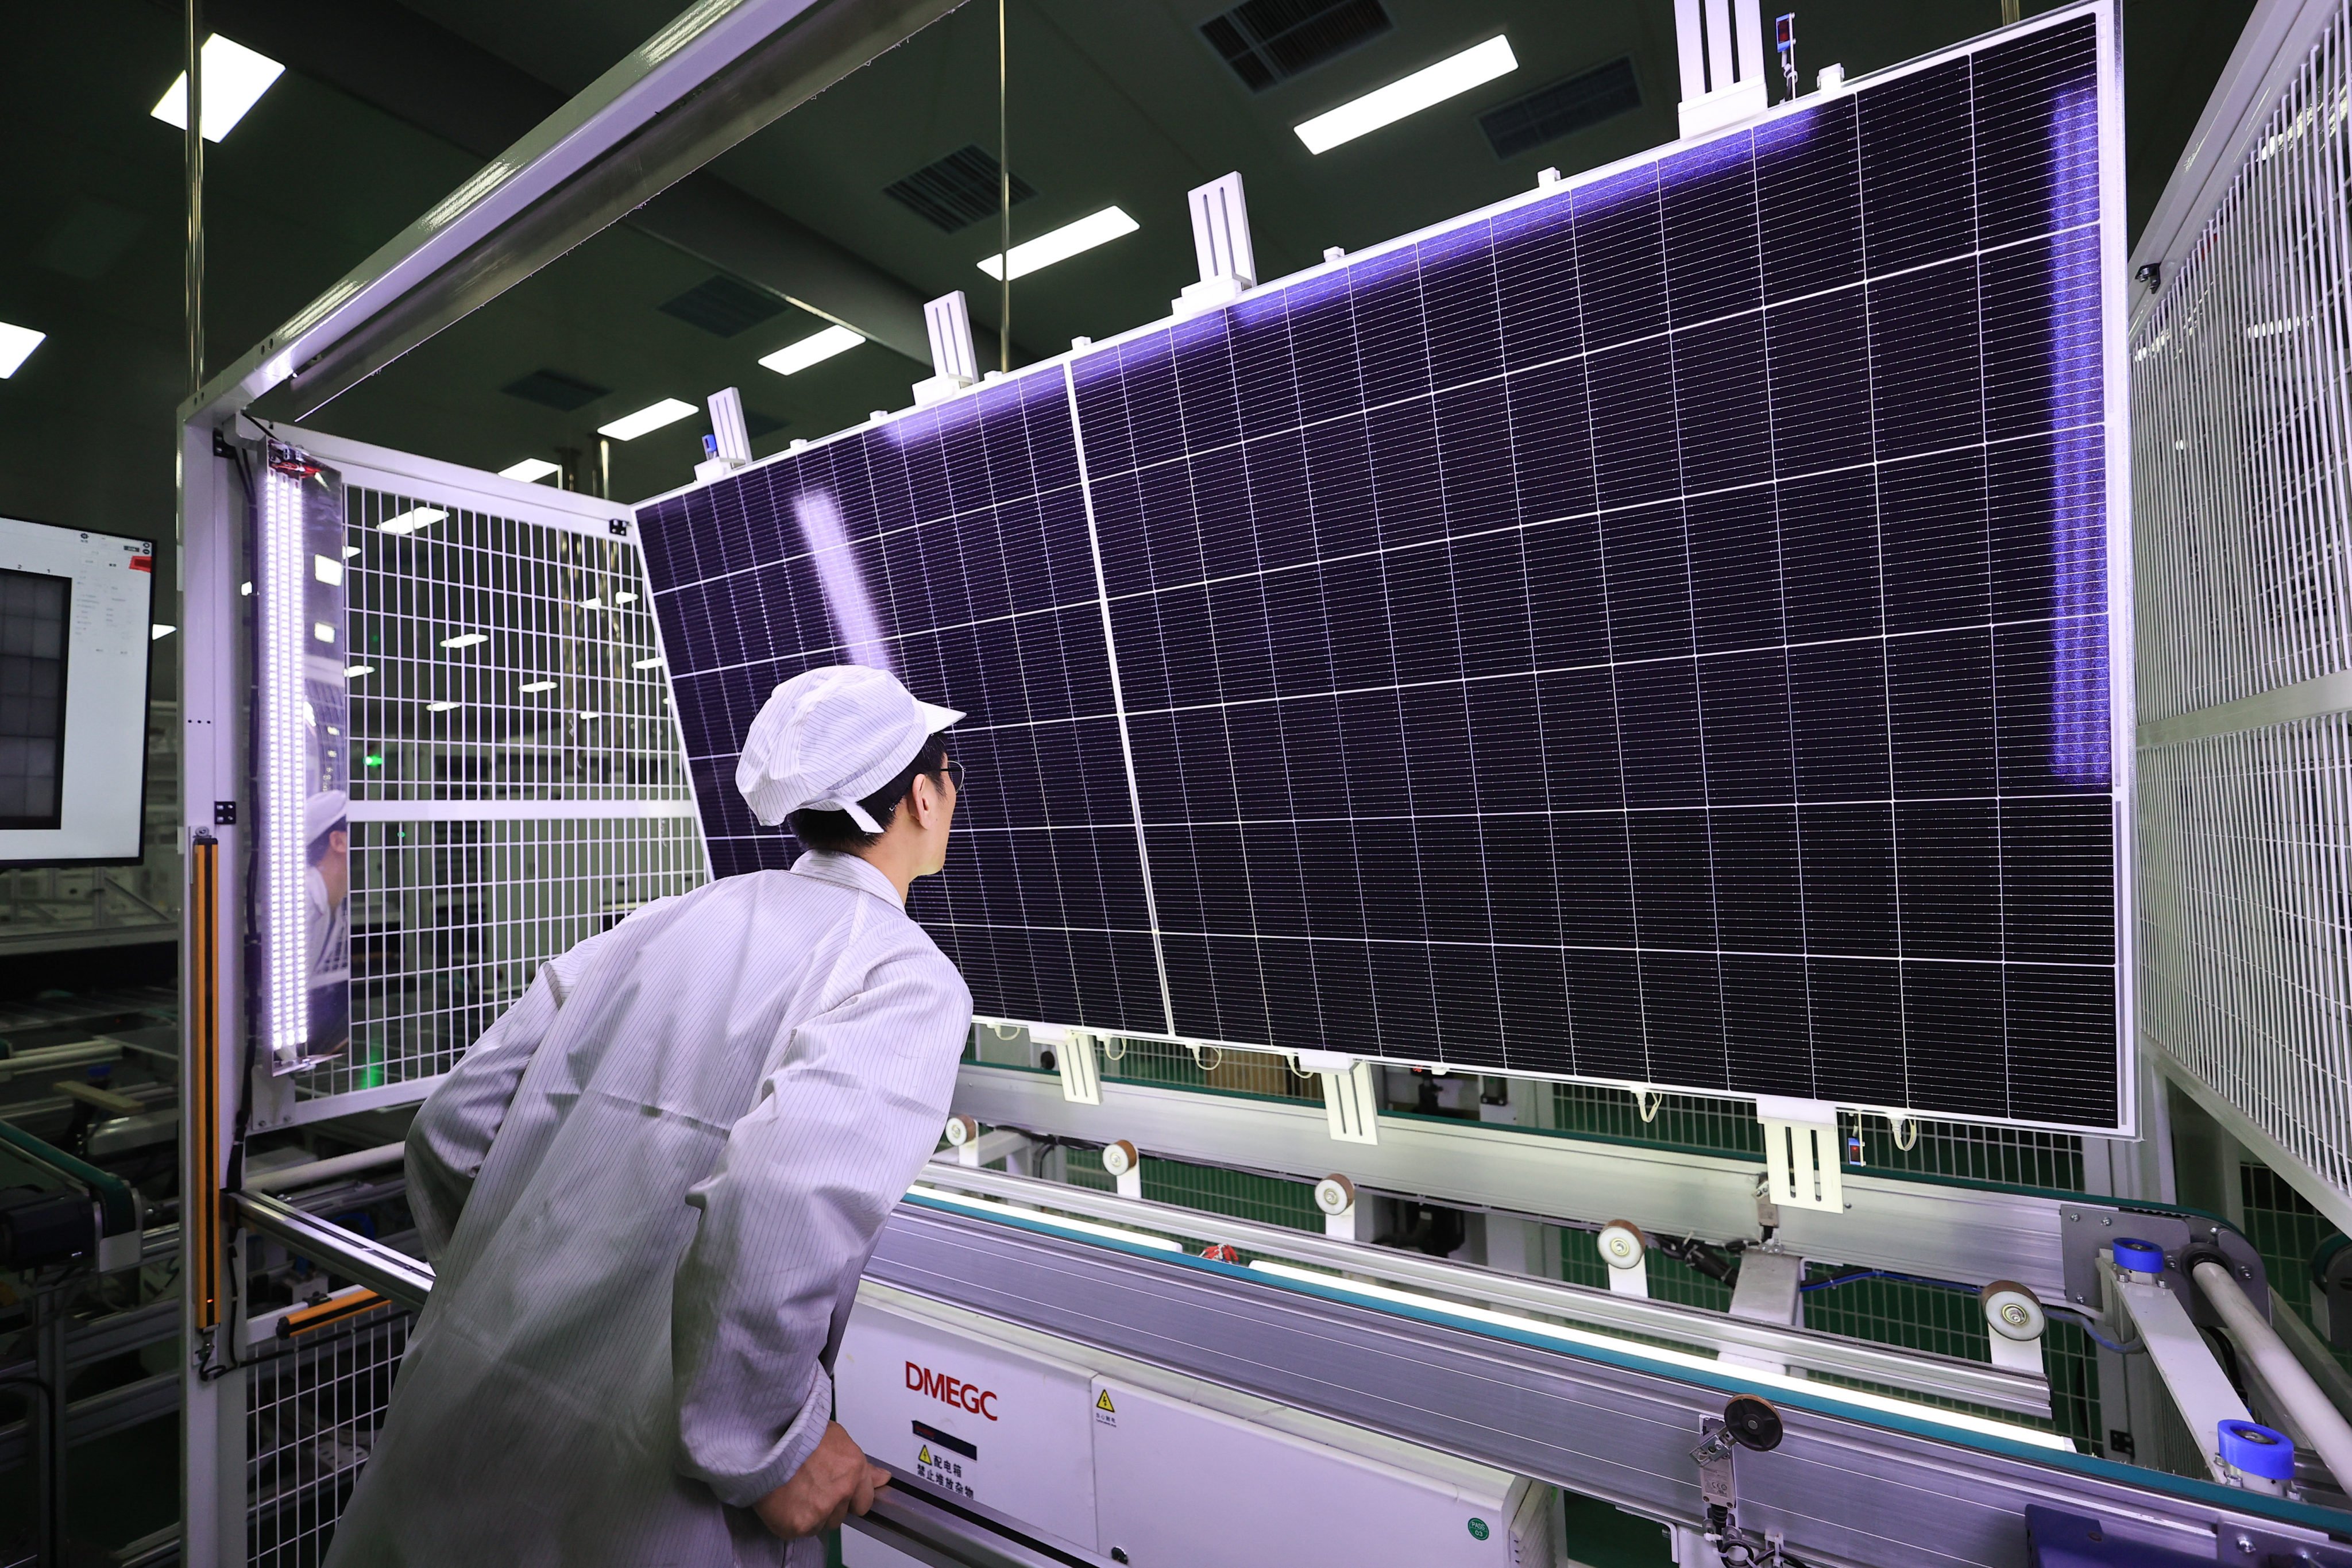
{"left": 2133, "top": 5, "right": 2352, "bottom": 1209}
{"left": 246, "top": 1305, "right": 411, "bottom": 1568}
{"left": 297, "top": 488, "right": 709, "bottom": 1104}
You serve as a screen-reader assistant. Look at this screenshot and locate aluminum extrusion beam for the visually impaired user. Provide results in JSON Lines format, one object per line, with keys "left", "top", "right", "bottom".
{"left": 175, "top": 0, "right": 938, "bottom": 364}
{"left": 952, "top": 1067, "right": 2073, "bottom": 1296}
{"left": 191, "top": 0, "right": 961, "bottom": 422}
{"left": 867, "top": 1200, "right": 2350, "bottom": 1568}
{"left": 916, "top": 1161, "right": 2052, "bottom": 1417}
{"left": 229, "top": 1191, "right": 435, "bottom": 1312}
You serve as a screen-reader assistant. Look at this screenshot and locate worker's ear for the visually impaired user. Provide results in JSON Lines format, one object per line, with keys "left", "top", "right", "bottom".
{"left": 907, "top": 770, "right": 942, "bottom": 827}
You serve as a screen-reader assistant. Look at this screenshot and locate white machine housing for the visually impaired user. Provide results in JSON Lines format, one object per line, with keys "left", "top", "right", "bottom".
{"left": 837, "top": 1285, "right": 1559, "bottom": 1567}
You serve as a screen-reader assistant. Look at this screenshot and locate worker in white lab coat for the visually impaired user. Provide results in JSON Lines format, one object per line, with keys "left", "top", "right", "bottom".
{"left": 325, "top": 665, "right": 973, "bottom": 1567}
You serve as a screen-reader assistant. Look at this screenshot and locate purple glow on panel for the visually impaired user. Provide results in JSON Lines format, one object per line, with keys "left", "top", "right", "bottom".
{"left": 2047, "top": 84, "right": 2106, "bottom": 789}
{"left": 793, "top": 490, "right": 894, "bottom": 675}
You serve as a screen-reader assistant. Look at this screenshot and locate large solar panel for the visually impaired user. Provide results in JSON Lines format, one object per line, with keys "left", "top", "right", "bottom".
{"left": 638, "top": 6, "right": 2123, "bottom": 1130}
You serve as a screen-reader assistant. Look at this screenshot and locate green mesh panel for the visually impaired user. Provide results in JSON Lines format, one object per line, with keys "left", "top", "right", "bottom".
{"left": 2238, "top": 1162, "right": 2351, "bottom": 1375}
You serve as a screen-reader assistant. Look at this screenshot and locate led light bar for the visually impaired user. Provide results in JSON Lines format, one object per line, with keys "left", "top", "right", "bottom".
{"left": 598, "top": 399, "right": 697, "bottom": 441}
{"left": 151, "top": 34, "right": 285, "bottom": 143}
{"left": 1293, "top": 36, "right": 1517, "bottom": 154}
{"left": 498, "top": 457, "right": 562, "bottom": 483}
{"left": 759, "top": 323, "right": 865, "bottom": 376}
{"left": 976, "top": 207, "right": 1138, "bottom": 281}
{"left": 0, "top": 323, "right": 47, "bottom": 379}
{"left": 258, "top": 457, "right": 307, "bottom": 1068}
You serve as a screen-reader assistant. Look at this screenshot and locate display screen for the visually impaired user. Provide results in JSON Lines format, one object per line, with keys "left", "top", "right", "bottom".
{"left": 0, "top": 568, "right": 70, "bottom": 830}
{"left": 0, "top": 517, "right": 155, "bottom": 866}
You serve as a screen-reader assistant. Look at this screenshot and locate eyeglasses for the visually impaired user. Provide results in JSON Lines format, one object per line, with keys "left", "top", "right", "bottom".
{"left": 942, "top": 757, "right": 965, "bottom": 793}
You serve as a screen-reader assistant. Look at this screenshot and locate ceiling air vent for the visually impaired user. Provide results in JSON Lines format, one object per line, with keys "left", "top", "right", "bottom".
{"left": 883, "top": 145, "right": 1036, "bottom": 233}
{"left": 1200, "top": 0, "right": 1391, "bottom": 93}
{"left": 1480, "top": 57, "right": 1642, "bottom": 161}
{"left": 659, "top": 276, "right": 785, "bottom": 337}
{"left": 501, "top": 369, "right": 609, "bottom": 412}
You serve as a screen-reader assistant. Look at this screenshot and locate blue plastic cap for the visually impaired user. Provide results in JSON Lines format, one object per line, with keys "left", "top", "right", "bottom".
{"left": 2219, "top": 1420, "right": 2296, "bottom": 1481}
{"left": 2112, "top": 1238, "right": 2166, "bottom": 1274}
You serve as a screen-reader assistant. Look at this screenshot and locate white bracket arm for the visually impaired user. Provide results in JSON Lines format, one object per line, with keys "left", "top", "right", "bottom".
{"left": 1174, "top": 172, "right": 1256, "bottom": 316}
{"left": 1296, "top": 1051, "right": 1378, "bottom": 1144}
{"left": 2108, "top": 1257, "right": 2252, "bottom": 1484}
{"left": 1050, "top": 1027, "right": 1100, "bottom": 1106}
{"left": 913, "top": 291, "right": 979, "bottom": 406}
{"left": 1755, "top": 1096, "right": 1843, "bottom": 1213}
{"left": 1673, "top": 0, "right": 1768, "bottom": 138}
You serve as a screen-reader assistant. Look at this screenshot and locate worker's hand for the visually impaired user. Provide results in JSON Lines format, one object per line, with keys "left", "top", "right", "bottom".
{"left": 753, "top": 1421, "right": 891, "bottom": 1539}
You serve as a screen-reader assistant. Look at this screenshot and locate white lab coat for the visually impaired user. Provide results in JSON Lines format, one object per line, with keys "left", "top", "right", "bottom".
{"left": 325, "top": 852, "right": 972, "bottom": 1568}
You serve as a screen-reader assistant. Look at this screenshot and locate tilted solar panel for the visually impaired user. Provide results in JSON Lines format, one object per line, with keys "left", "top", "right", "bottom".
{"left": 638, "top": 5, "right": 2124, "bottom": 1130}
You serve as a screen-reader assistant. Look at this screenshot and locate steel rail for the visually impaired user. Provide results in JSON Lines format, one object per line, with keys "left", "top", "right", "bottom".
{"left": 914, "top": 1160, "right": 2051, "bottom": 1417}
{"left": 227, "top": 1191, "right": 434, "bottom": 1312}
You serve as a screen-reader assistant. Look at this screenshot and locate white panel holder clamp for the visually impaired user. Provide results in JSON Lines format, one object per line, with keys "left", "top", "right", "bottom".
{"left": 698, "top": 387, "right": 754, "bottom": 481}
{"left": 1174, "top": 172, "right": 1256, "bottom": 316}
{"left": 1755, "top": 1096, "right": 1844, "bottom": 1213}
{"left": 913, "top": 291, "right": 980, "bottom": 407}
{"left": 1047, "top": 1025, "right": 1100, "bottom": 1106}
{"left": 1295, "top": 1051, "right": 1378, "bottom": 1144}
{"left": 1673, "top": 0, "right": 1768, "bottom": 140}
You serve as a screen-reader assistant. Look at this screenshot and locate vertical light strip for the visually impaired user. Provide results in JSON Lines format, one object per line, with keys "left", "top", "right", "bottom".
{"left": 1061, "top": 361, "right": 1176, "bottom": 1036}
{"left": 261, "top": 461, "right": 309, "bottom": 1063}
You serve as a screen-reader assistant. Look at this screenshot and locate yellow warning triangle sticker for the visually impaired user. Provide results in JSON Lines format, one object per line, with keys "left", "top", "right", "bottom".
{"left": 1096, "top": 1389, "right": 1117, "bottom": 1412}
{"left": 918, "top": 1446, "right": 933, "bottom": 1465}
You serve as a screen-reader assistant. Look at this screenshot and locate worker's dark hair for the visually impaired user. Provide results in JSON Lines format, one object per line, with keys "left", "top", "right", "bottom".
{"left": 787, "top": 733, "right": 950, "bottom": 853}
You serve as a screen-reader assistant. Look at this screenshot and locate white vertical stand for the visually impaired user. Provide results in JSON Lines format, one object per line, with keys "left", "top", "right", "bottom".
{"left": 913, "top": 291, "right": 980, "bottom": 405}
{"left": 1173, "top": 172, "right": 1256, "bottom": 315}
{"left": 1756, "top": 1095, "right": 1844, "bottom": 1212}
{"left": 1673, "top": 0, "right": 1768, "bottom": 138}
{"left": 707, "top": 387, "right": 753, "bottom": 464}
{"left": 1055, "top": 1029, "right": 1101, "bottom": 1106}
{"left": 1298, "top": 1052, "right": 1379, "bottom": 1144}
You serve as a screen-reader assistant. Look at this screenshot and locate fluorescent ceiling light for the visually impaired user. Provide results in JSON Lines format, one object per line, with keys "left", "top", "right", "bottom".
{"left": 759, "top": 323, "right": 865, "bottom": 376}
{"left": 151, "top": 34, "right": 285, "bottom": 142}
{"left": 613, "top": 590, "right": 638, "bottom": 605}
{"left": 499, "top": 457, "right": 562, "bottom": 484}
{"left": 440, "top": 632, "right": 487, "bottom": 649}
{"left": 379, "top": 506, "right": 445, "bottom": 535}
{"left": 0, "top": 323, "right": 47, "bottom": 379}
{"left": 578, "top": 710, "right": 602, "bottom": 721}
{"left": 598, "top": 398, "right": 697, "bottom": 441}
{"left": 1294, "top": 35, "right": 1517, "bottom": 154}
{"left": 977, "top": 207, "right": 1138, "bottom": 281}
{"left": 578, "top": 596, "right": 604, "bottom": 610}
{"left": 341, "top": 544, "right": 362, "bottom": 559}
{"left": 151, "top": 624, "right": 177, "bottom": 641}
{"left": 520, "top": 679, "right": 557, "bottom": 693}
{"left": 632, "top": 655, "right": 663, "bottom": 670}
{"left": 427, "top": 700, "right": 458, "bottom": 712}
{"left": 346, "top": 664, "right": 374, "bottom": 677}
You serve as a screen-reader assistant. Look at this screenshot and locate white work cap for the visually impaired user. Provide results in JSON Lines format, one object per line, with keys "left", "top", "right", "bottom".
{"left": 306, "top": 789, "right": 349, "bottom": 847}
{"left": 735, "top": 665, "right": 962, "bottom": 833}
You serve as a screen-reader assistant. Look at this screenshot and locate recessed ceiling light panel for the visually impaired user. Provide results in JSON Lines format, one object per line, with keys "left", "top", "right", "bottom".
{"left": 150, "top": 34, "right": 286, "bottom": 143}
{"left": 759, "top": 325, "right": 865, "bottom": 376}
{"left": 497, "top": 458, "right": 562, "bottom": 484}
{"left": 976, "top": 207, "right": 1140, "bottom": 281}
{"left": 1294, "top": 34, "right": 1517, "bottom": 154}
{"left": 598, "top": 399, "right": 698, "bottom": 441}
{"left": 0, "top": 323, "right": 47, "bottom": 379}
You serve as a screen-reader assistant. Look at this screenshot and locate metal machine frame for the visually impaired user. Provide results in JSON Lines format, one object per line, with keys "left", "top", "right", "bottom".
{"left": 164, "top": 0, "right": 2352, "bottom": 1564}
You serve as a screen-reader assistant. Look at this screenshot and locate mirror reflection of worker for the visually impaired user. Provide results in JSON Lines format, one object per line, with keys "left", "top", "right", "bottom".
{"left": 326, "top": 666, "right": 971, "bottom": 1567}
{"left": 306, "top": 790, "right": 352, "bottom": 1058}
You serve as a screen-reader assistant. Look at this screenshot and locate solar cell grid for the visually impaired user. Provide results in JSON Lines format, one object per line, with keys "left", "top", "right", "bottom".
{"left": 638, "top": 5, "right": 2122, "bottom": 1129}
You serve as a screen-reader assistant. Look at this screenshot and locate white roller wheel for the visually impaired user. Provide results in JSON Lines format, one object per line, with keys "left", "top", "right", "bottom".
{"left": 1314, "top": 1173, "right": 1357, "bottom": 1216}
{"left": 943, "top": 1114, "right": 978, "bottom": 1148}
{"left": 1982, "top": 1280, "right": 2045, "bottom": 1341}
{"left": 1597, "top": 1219, "right": 1647, "bottom": 1271}
{"left": 1102, "top": 1139, "right": 1138, "bottom": 1177}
